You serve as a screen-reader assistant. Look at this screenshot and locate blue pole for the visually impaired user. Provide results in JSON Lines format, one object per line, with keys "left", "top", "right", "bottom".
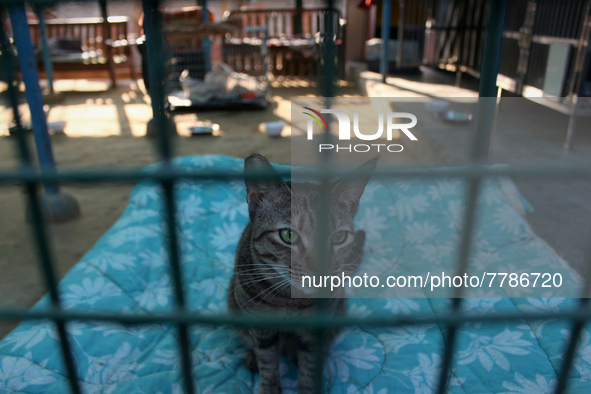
{"left": 33, "top": 5, "right": 54, "bottom": 95}
{"left": 8, "top": 3, "right": 58, "bottom": 194}
{"left": 380, "top": 0, "right": 391, "bottom": 83}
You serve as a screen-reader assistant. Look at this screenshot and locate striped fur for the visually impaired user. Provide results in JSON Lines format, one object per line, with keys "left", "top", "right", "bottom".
{"left": 228, "top": 154, "right": 376, "bottom": 394}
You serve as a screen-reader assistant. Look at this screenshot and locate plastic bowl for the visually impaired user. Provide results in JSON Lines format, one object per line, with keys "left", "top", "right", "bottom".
{"left": 264, "top": 121, "right": 285, "bottom": 138}
{"left": 48, "top": 121, "right": 67, "bottom": 134}
{"left": 425, "top": 99, "right": 450, "bottom": 114}
{"left": 437, "top": 110, "right": 473, "bottom": 124}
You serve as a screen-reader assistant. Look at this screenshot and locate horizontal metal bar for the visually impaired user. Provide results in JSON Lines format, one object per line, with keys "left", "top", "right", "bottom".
{"left": 531, "top": 36, "right": 579, "bottom": 46}
{"left": 0, "top": 0, "right": 154, "bottom": 4}
{"left": 503, "top": 31, "right": 580, "bottom": 46}
{"left": 0, "top": 306, "right": 589, "bottom": 328}
{"left": 2, "top": 164, "right": 591, "bottom": 185}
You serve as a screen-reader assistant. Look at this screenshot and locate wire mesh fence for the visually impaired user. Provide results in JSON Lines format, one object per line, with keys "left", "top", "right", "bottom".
{"left": 0, "top": 1, "right": 591, "bottom": 394}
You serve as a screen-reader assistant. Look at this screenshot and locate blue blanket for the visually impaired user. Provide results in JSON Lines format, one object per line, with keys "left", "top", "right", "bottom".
{"left": 0, "top": 155, "right": 589, "bottom": 393}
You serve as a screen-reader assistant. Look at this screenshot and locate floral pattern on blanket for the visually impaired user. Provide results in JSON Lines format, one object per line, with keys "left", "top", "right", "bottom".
{"left": 0, "top": 155, "right": 588, "bottom": 393}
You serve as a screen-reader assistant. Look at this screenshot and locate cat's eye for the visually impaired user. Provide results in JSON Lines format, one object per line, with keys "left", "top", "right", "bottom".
{"left": 331, "top": 231, "right": 347, "bottom": 244}
{"left": 279, "top": 229, "right": 298, "bottom": 244}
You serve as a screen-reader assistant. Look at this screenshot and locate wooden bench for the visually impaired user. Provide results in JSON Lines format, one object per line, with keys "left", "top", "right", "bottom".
{"left": 223, "top": 7, "right": 346, "bottom": 79}
{"left": 28, "top": 16, "right": 137, "bottom": 88}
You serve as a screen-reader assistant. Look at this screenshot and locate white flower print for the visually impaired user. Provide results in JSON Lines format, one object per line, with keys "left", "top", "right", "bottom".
{"left": 501, "top": 373, "right": 556, "bottom": 393}
{"left": 404, "top": 222, "right": 440, "bottom": 244}
{"left": 493, "top": 205, "right": 525, "bottom": 236}
{"left": 85, "top": 252, "right": 137, "bottom": 273}
{"left": 176, "top": 195, "right": 206, "bottom": 226}
{"left": 456, "top": 329, "right": 531, "bottom": 371}
{"left": 357, "top": 207, "right": 388, "bottom": 242}
{"left": 62, "top": 278, "right": 123, "bottom": 309}
{"left": 211, "top": 196, "right": 247, "bottom": 221}
{"left": 134, "top": 275, "right": 172, "bottom": 311}
{"left": 0, "top": 355, "right": 56, "bottom": 391}
{"left": 388, "top": 193, "right": 429, "bottom": 222}
{"left": 210, "top": 222, "right": 243, "bottom": 250}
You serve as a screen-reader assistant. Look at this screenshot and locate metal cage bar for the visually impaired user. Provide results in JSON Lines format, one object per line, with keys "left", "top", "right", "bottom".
{"left": 554, "top": 238, "right": 591, "bottom": 393}
{"left": 1, "top": 4, "right": 81, "bottom": 393}
{"left": 436, "top": 0, "right": 507, "bottom": 392}
{"left": 0, "top": 1, "right": 590, "bottom": 393}
{"left": 312, "top": 1, "right": 337, "bottom": 391}
{"left": 141, "top": 1, "right": 194, "bottom": 393}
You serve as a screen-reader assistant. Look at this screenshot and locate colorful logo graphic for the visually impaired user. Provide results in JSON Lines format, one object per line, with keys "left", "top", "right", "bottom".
{"left": 301, "top": 106, "right": 418, "bottom": 153}
{"left": 302, "top": 107, "right": 328, "bottom": 131}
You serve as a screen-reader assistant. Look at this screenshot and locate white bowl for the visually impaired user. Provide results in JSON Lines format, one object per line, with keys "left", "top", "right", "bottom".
{"left": 264, "top": 121, "right": 285, "bottom": 138}
{"left": 425, "top": 99, "right": 450, "bottom": 114}
{"left": 48, "top": 121, "right": 67, "bottom": 134}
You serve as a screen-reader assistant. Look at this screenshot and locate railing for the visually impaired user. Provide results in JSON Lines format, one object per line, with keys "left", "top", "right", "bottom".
{"left": 225, "top": 7, "right": 345, "bottom": 79}
{"left": 27, "top": 16, "right": 137, "bottom": 87}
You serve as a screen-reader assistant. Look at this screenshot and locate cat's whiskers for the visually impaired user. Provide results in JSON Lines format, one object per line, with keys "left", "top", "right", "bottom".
{"left": 250, "top": 278, "right": 292, "bottom": 309}
{"left": 238, "top": 266, "right": 290, "bottom": 274}
{"left": 242, "top": 276, "right": 291, "bottom": 308}
{"left": 239, "top": 275, "right": 290, "bottom": 291}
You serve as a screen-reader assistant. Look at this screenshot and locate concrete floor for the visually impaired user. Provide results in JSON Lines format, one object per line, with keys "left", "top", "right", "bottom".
{"left": 353, "top": 63, "right": 591, "bottom": 275}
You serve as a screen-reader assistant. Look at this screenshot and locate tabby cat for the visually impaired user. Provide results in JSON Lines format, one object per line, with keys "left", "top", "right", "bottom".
{"left": 227, "top": 154, "right": 376, "bottom": 394}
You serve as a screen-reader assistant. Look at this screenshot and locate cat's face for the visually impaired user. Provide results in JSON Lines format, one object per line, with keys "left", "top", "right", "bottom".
{"left": 244, "top": 154, "right": 376, "bottom": 297}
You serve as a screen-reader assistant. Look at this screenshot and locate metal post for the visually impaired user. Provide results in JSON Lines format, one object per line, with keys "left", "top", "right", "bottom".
{"left": 8, "top": 4, "right": 58, "bottom": 194}
{"left": 200, "top": 0, "right": 211, "bottom": 74}
{"left": 7, "top": 2, "right": 80, "bottom": 223}
{"left": 396, "top": 0, "right": 405, "bottom": 70}
{"left": 99, "top": 0, "right": 117, "bottom": 88}
{"left": 33, "top": 4, "right": 55, "bottom": 95}
{"left": 564, "top": 107, "right": 578, "bottom": 151}
{"left": 142, "top": 1, "right": 193, "bottom": 393}
{"left": 294, "top": 0, "right": 303, "bottom": 35}
{"left": 436, "top": 1, "right": 507, "bottom": 393}
{"left": 380, "top": 0, "right": 391, "bottom": 83}
{"left": 563, "top": 1, "right": 591, "bottom": 151}
{"left": 2, "top": 8, "right": 81, "bottom": 392}
{"left": 472, "top": 0, "right": 508, "bottom": 159}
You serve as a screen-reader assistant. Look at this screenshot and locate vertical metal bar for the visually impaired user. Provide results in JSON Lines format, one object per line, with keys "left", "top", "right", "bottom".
{"left": 321, "top": 5, "right": 337, "bottom": 97}
{"left": 435, "top": 179, "right": 480, "bottom": 394}
{"left": 0, "top": 10, "right": 29, "bottom": 164}
{"left": 99, "top": 0, "right": 117, "bottom": 88}
{"left": 472, "top": 0, "right": 507, "bottom": 159}
{"left": 436, "top": 1, "right": 507, "bottom": 393}
{"left": 142, "top": 0, "right": 170, "bottom": 158}
{"left": 8, "top": 3, "right": 59, "bottom": 194}
{"left": 294, "top": 0, "right": 303, "bottom": 35}
{"left": 563, "top": 0, "right": 591, "bottom": 150}
{"left": 141, "top": 1, "right": 194, "bottom": 393}
{"left": 1, "top": 7, "right": 80, "bottom": 394}
{"left": 200, "top": 0, "right": 211, "bottom": 74}
{"left": 478, "top": 0, "right": 508, "bottom": 99}
{"left": 380, "top": 0, "right": 391, "bottom": 83}
{"left": 261, "top": 27, "right": 269, "bottom": 98}
{"left": 310, "top": 3, "right": 338, "bottom": 392}
{"left": 32, "top": 4, "right": 55, "bottom": 95}
{"left": 554, "top": 237, "right": 591, "bottom": 394}
{"left": 397, "top": 0, "right": 405, "bottom": 69}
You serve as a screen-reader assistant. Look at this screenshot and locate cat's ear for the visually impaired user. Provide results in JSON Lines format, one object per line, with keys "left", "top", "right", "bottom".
{"left": 244, "top": 154, "right": 289, "bottom": 215}
{"left": 332, "top": 158, "right": 377, "bottom": 214}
